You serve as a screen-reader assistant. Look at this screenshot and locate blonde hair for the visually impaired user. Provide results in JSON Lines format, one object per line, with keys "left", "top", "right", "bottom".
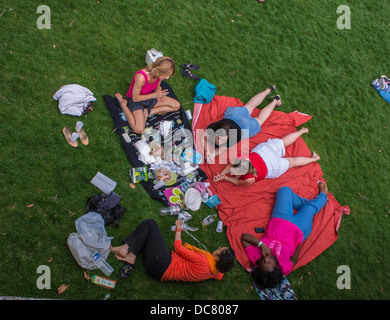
{"left": 146, "top": 56, "right": 176, "bottom": 79}
{"left": 232, "top": 159, "right": 257, "bottom": 177}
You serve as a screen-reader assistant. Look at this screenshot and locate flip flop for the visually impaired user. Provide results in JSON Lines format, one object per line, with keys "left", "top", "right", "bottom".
{"left": 120, "top": 263, "right": 136, "bottom": 279}
{"left": 63, "top": 126, "right": 78, "bottom": 147}
{"left": 181, "top": 68, "right": 200, "bottom": 80}
{"left": 181, "top": 63, "right": 200, "bottom": 70}
{"left": 75, "top": 121, "right": 89, "bottom": 145}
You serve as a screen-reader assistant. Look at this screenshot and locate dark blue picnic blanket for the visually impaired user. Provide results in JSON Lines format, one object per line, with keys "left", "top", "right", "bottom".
{"left": 103, "top": 81, "right": 206, "bottom": 205}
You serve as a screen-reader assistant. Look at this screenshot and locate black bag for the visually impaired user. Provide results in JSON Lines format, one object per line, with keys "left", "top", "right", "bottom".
{"left": 85, "top": 192, "right": 126, "bottom": 227}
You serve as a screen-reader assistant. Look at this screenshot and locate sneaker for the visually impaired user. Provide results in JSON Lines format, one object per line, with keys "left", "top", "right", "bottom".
{"left": 371, "top": 79, "right": 380, "bottom": 90}
{"left": 379, "top": 78, "right": 389, "bottom": 91}
{"left": 380, "top": 75, "right": 390, "bottom": 83}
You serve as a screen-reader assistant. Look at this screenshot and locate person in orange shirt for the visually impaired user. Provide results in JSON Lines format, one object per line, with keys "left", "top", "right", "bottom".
{"left": 110, "top": 219, "right": 235, "bottom": 281}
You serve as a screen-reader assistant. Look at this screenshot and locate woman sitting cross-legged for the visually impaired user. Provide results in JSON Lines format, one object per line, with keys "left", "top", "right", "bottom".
{"left": 213, "top": 127, "right": 320, "bottom": 186}
{"left": 241, "top": 181, "right": 328, "bottom": 289}
{"left": 110, "top": 219, "right": 235, "bottom": 281}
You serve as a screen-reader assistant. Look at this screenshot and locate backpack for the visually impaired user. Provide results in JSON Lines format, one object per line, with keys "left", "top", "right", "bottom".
{"left": 193, "top": 79, "right": 216, "bottom": 104}
{"left": 85, "top": 192, "right": 126, "bottom": 227}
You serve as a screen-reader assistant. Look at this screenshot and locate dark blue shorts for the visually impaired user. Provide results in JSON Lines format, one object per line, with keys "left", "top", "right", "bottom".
{"left": 223, "top": 106, "right": 261, "bottom": 139}
{"left": 126, "top": 97, "right": 158, "bottom": 115}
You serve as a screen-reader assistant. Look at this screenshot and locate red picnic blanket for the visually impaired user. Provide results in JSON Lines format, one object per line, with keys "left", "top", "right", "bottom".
{"left": 192, "top": 95, "right": 350, "bottom": 272}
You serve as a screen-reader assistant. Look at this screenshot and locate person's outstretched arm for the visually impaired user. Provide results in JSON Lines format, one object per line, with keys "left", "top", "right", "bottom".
{"left": 290, "top": 244, "right": 301, "bottom": 266}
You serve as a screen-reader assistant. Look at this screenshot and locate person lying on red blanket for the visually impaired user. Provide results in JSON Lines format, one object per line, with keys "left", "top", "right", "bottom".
{"left": 241, "top": 181, "right": 328, "bottom": 289}
{"left": 213, "top": 128, "right": 320, "bottom": 186}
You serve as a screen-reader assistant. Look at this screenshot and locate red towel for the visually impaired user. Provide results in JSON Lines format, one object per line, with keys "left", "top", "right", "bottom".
{"left": 193, "top": 96, "right": 350, "bottom": 272}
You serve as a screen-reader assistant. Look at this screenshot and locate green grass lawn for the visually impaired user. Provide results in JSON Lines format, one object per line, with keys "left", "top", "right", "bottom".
{"left": 1, "top": 0, "right": 389, "bottom": 301}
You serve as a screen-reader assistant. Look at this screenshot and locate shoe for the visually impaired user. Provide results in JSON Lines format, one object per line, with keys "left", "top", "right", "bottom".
{"left": 371, "top": 79, "right": 380, "bottom": 90}
{"left": 378, "top": 78, "right": 389, "bottom": 91}
{"left": 380, "top": 75, "right": 390, "bottom": 83}
{"left": 181, "top": 63, "right": 200, "bottom": 70}
{"left": 75, "top": 121, "right": 89, "bottom": 145}
{"left": 120, "top": 263, "right": 135, "bottom": 279}
{"left": 63, "top": 126, "right": 78, "bottom": 147}
{"left": 181, "top": 68, "right": 200, "bottom": 80}
{"left": 274, "top": 95, "right": 282, "bottom": 108}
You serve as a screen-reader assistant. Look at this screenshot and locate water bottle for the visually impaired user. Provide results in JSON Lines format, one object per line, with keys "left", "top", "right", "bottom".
{"left": 202, "top": 214, "right": 218, "bottom": 226}
{"left": 170, "top": 222, "right": 199, "bottom": 232}
{"left": 93, "top": 253, "right": 114, "bottom": 276}
{"left": 160, "top": 205, "right": 182, "bottom": 216}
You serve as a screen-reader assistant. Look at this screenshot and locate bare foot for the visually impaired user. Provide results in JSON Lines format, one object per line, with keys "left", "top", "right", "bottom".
{"left": 312, "top": 151, "right": 320, "bottom": 161}
{"left": 115, "top": 92, "right": 124, "bottom": 102}
{"left": 318, "top": 181, "right": 328, "bottom": 194}
{"left": 115, "top": 93, "right": 127, "bottom": 108}
{"left": 116, "top": 252, "right": 137, "bottom": 265}
{"left": 110, "top": 244, "right": 128, "bottom": 258}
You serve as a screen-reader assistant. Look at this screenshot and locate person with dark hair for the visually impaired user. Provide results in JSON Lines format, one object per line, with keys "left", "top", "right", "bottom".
{"left": 201, "top": 86, "right": 281, "bottom": 163}
{"left": 110, "top": 219, "right": 235, "bottom": 281}
{"left": 241, "top": 181, "right": 328, "bottom": 288}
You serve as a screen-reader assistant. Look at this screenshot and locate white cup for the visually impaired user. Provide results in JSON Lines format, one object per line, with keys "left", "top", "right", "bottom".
{"left": 185, "top": 109, "right": 192, "bottom": 120}
{"left": 216, "top": 220, "right": 223, "bottom": 233}
{"left": 153, "top": 180, "right": 165, "bottom": 190}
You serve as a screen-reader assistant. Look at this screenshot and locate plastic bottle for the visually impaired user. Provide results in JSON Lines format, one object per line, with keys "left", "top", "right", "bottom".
{"left": 160, "top": 205, "right": 182, "bottom": 216}
{"left": 202, "top": 214, "right": 218, "bottom": 226}
{"left": 170, "top": 222, "right": 198, "bottom": 232}
{"left": 93, "top": 253, "right": 114, "bottom": 276}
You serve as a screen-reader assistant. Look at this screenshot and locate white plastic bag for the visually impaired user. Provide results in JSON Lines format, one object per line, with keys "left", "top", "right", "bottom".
{"left": 75, "top": 212, "right": 111, "bottom": 249}
{"left": 67, "top": 212, "right": 113, "bottom": 270}
{"left": 145, "top": 48, "right": 163, "bottom": 65}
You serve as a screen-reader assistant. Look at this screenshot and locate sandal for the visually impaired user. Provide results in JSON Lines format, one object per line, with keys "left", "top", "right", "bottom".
{"left": 181, "top": 68, "right": 200, "bottom": 80}
{"left": 120, "top": 263, "right": 136, "bottom": 279}
{"left": 63, "top": 126, "right": 78, "bottom": 147}
{"left": 274, "top": 95, "right": 282, "bottom": 108}
{"left": 268, "top": 85, "right": 276, "bottom": 92}
{"left": 181, "top": 63, "right": 200, "bottom": 70}
{"left": 75, "top": 121, "right": 89, "bottom": 145}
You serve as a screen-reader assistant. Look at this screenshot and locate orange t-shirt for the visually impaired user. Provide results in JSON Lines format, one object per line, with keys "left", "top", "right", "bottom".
{"left": 160, "top": 240, "right": 224, "bottom": 282}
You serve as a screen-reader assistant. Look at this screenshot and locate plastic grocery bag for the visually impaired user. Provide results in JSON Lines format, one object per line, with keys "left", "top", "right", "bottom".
{"left": 75, "top": 212, "right": 111, "bottom": 249}
{"left": 67, "top": 212, "right": 113, "bottom": 270}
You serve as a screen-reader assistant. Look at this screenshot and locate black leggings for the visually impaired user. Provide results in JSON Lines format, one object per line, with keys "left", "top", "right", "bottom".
{"left": 122, "top": 219, "right": 171, "bottom": 280}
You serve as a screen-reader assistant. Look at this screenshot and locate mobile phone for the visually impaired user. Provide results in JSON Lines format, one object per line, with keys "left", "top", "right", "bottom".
{"left": 254, "top": 227, "right": 265, "bottom": 233}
